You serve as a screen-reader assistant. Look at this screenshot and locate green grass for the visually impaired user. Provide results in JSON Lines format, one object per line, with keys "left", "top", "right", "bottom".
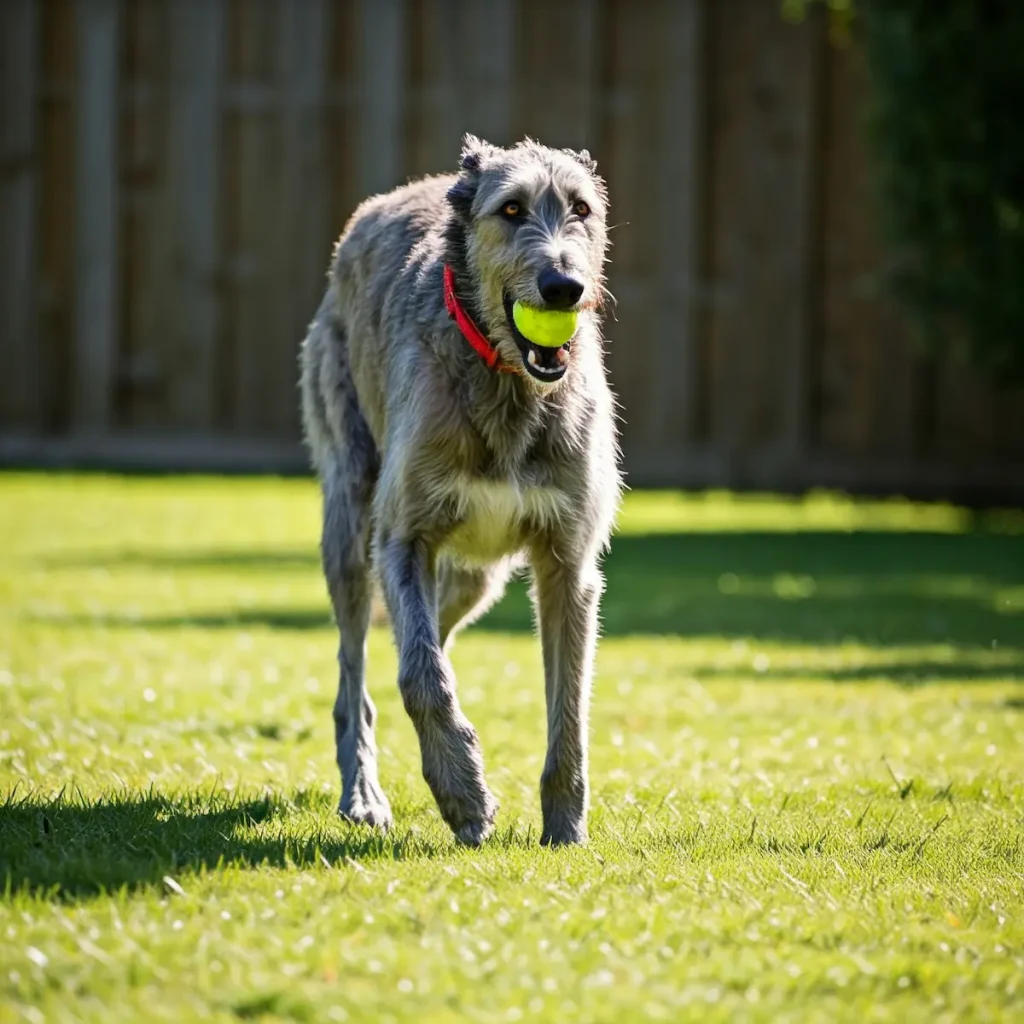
{"left": 1, "top": 473, "right": 1023, "bottom": 1023}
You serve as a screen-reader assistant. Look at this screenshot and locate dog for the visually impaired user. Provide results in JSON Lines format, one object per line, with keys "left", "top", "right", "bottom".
{"left": 299, "top": 135, "right": 622, "bottom": 846}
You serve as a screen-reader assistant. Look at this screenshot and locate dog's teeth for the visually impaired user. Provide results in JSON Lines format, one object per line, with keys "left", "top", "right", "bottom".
{"left": 527, "top": 349, "right": 537, "bottom": 366}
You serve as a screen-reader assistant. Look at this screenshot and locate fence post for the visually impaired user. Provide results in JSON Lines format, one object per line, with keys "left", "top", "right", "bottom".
{"left": 73, "top": 0, "right": 119, "bottom": 432}
{"left": 358, "top": 0, "right": 406, "bottom": 199}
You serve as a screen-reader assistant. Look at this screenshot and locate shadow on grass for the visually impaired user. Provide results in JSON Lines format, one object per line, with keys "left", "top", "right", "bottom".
{"left": 37, "top": 530, "right": 1024, "bottom": 647}
{"left": 47, "top": 550, "right": 318, "bottom": 572}
{"left": 0, "top": 790, "right": 455, "bottom": 900}
{"left": 74, "top": 609, "right": 338, "bottom": 631}
{"left": 693, "top": 659, "right": 1024, "bottom": 685}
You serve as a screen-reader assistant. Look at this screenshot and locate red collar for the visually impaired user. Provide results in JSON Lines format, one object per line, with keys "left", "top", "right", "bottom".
{"left": 443, "top": 264, "right": 516, "bottom": 373}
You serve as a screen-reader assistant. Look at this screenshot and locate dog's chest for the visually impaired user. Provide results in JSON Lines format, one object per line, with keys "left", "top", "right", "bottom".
{"left": 441, "top": 474, "right": 567, "bottom": 564}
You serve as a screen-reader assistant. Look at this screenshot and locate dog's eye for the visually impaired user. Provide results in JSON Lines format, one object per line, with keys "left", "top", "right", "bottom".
{"left": 501, "top": 201, "right": 523, "bottom": 219}
{"left": 573, "top": 200, "right": 591, "bottom": 218}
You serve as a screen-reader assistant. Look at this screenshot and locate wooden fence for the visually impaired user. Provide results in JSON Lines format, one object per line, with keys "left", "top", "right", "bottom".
{"left": 2, "top": 0, "right": 1023, "bottom": 500}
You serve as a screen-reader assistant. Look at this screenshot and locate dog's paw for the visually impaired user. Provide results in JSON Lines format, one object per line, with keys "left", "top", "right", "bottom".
{"left": 419, "top": 717, "right": 498, "bottom": 846}
{"left": 454, "top": 804, "right": 498, "bottom": 847}
{"left": 339, "top": 775, "right": 393, "bottom": 831}
{"left": 540, "top": 822, "right": 588, "bottom": 847}
{"left": 540, "top": 799, "right": 588, "bottom": 847}
{"left": 428, "top": 769, "right": 499, "bottom": 847}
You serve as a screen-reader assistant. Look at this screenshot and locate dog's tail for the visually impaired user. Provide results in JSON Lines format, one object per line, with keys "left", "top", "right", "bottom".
{"left": 299, "top": 290, "right": 346, "bottom": 480}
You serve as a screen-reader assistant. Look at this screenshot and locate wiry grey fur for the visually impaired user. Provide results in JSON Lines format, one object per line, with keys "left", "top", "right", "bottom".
{"left": 299, "top": 135, "right": 622, "bottom": 846}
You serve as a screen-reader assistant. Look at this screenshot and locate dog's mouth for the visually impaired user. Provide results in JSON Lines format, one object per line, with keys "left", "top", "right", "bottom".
{"left": 502, "top": 294, "right": 573, "bottom": 384}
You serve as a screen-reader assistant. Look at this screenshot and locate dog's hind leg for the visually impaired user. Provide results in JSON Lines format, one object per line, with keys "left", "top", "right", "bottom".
{"left": 322, "top": 463, "right": 391, "bottom": 830}
{"left": 305, "top": 314, "right": 391, "bottom": 831}
{"left": 437, "top": 559, "right": 514, "bottom": 653}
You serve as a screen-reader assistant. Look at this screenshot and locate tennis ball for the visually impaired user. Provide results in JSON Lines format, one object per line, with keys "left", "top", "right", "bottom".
{"left": 512, "top": 301, "right": 578, "bottom": 348}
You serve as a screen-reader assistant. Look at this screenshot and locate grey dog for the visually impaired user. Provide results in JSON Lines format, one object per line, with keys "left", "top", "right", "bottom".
{"left": 299, "top": 134, "right": 622, "bottom": 846}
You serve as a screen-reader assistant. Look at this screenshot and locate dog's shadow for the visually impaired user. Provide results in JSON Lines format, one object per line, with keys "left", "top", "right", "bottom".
{"left": 0, "top": 789, "right": 456, "bottom": 900}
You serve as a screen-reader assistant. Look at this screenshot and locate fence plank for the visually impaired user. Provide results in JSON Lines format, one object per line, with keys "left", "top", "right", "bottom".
{"left": 817, "top": 37, "right": 926, "bottom": 460}
{"left": 72, "top": 0, "right": 118, "bottom": 431}
{"left": 0, "top": 0, "right": 41, "bottom": 428}
{"left": 119, "top": 0, "right": 163, "bottom": 426}
{"left": 787, "top": 8, "right": 826, "bottom": 455}
{"left": 277, "top": 0, "right": 330, "bottom": 437}
{"left": 326, "top": 0, "right": 360, "bottom": 236}
{"left": 228, "top": 0, "right": 280, "bottom": 435}
{"left": 37, "top": 0, "right": 76, "bottom": 431}
{"left": 138, "top": 0, "right": 224, "bottom": 430}
{"left": 514, "top": 0, "right": 595, "bottom": 150}
{"left": 403, "top": 0, "right": 447, "bottom": 175}
{"left": 600, "top": 0, "right": 660, "bottom": 448}
{"left": 704, "top": 0, "right": 818, "bottom": 466}
{"left": 358, "top": 0, "right": 405, "bottom": 198}
{"left": 457, "top": 0, "right": 514, "bottom": 146}
{"left": 649, "top": 0, "right": 705, "bottom": 448}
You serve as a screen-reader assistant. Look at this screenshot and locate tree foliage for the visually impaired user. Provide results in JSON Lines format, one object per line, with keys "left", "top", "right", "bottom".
{"left": 792, "top": 1, "right": 1024, "bottom": 384}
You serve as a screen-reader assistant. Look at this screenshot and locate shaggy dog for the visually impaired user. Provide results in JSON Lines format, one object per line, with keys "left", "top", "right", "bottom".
{"left": 300, "top": 135, "right": 622, "bottom": 846}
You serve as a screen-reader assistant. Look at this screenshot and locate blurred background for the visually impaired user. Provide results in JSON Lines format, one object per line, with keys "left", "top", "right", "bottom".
{"left": 1, "top": 0, "right": 1022, "bottom": 501}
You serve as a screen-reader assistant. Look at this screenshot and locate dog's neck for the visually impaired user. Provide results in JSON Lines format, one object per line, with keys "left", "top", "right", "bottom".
{"left": 440, "top": 214, "right": 554, "bottom": 456}
{"left": 442, "top": 215, "right": 521, "bottom": 382}
{"left": 441, "top": 216, "right": 490, "bottom": 336}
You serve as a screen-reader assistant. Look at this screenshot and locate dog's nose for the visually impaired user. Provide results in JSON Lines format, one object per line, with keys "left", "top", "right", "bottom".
{"left": 537, "top": 269, "right": 584, "bottom": 310}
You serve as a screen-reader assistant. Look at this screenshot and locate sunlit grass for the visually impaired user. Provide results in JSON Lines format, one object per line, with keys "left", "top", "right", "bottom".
{"left": 1, "top": 473, "right": 1022, "bottom": 1022}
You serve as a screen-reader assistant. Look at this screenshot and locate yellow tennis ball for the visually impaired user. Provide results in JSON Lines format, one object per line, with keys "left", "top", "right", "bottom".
{"left": 512, "top": 302, "right": 578, "bottom": 348}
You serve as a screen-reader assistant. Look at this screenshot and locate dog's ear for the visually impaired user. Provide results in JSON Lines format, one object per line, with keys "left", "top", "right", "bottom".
{"left": 449, "top": 133, "right": 490, "bottom": 217}
{"left": 564, "top": 147, "right": 598, "bottom": 174}
{"left": 459, "top": 133, "right": 494, "bottom": 172}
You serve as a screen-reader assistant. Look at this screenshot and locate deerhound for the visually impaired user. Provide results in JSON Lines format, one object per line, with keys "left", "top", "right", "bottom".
{"left": 299, "top": 135, "right": 622, "bottom": 846}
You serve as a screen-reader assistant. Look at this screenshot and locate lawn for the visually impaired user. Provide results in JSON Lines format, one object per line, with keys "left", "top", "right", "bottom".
{"left": 1, "top": 473, "right": 1023, "bottom": 1023}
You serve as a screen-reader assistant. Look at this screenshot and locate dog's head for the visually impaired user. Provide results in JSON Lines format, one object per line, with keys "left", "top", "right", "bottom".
{"left": 445, "top": 134, "right": 609, "bottom": 388}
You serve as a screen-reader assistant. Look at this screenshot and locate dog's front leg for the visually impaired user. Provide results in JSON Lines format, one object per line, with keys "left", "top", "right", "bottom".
{"left": 378, "top": 534, "right": 498, "bottom": 845}
{"left": 532, "top": 552, "right": 603, "bottom": 846}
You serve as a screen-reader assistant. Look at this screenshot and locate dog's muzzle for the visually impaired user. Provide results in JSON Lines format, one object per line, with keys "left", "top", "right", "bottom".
{"left": 503, "top": 293, "right": 577, "bottom": 384}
